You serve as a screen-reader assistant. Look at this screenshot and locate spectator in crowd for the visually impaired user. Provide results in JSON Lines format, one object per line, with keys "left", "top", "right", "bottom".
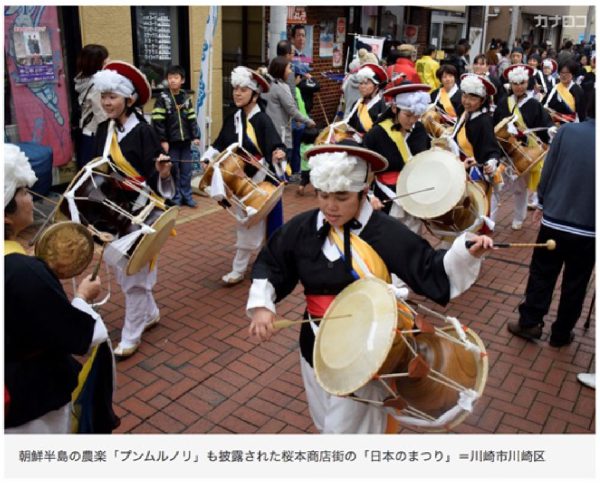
{"left": 510, "top": 47, "right": 524, "bottom": 65}
{"left": 557, "top": 40, "right": 574, "bottom": 66}
{"left": 296, "top": 126, "right": 320, "bottom": 196}
{"left": 508, "top": 88, "right": 595, "bottom": 347}
{"left": 472, "top": 54, "right": 504, "bottom": 106}
{"left": 151, "top": 65, "right": 201, "bottom": 208}
{"left": 277, "top": 39, "right": 296, "bottom": 97}
{"left": 386, "top": 44, "right": 420, "bottom": 85}
{"left": 485, "top": 40, "right": 500, "bottom": 78}
{"left": 415, "top": 44, "right": 441, "bottom": 92}
{"left": 73, "top": 44, "right": 109, "bottom": 168}
{"left": 497, "top": 45, "right": 511, "bottom": 78}
{"left": 262, "top": 56, "right": 316, "bottom": 175}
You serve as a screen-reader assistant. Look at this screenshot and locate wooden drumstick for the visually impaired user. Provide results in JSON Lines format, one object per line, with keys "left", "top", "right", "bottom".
{"left": 465, "top": 239, "right": 556, "bottom": 250}
{"left": 382, "top": 186, "right": 436, "bottom": 204}
{"left": 273, "top": 313, "right": 351, "bottom": 330}
{"left": 90, "top": 232, "right": 114, "bottom": 281}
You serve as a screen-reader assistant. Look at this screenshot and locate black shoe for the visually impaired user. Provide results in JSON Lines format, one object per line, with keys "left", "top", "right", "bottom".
{"left": 549, "top": 332, "right": 575, "bottom": 348}
{"left": 184, "top": 198, "right": 197, "bottom": 208}
{"left": 507, "top": 321, "right": 542, "bottom": 341}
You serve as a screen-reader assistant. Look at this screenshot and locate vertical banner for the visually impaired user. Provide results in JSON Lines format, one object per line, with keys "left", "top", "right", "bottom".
{"left": 4, "top": 6, "right": 73, "bottom": 166}
{"left": 196, "top": 5, "right": 218, "bottom": 156}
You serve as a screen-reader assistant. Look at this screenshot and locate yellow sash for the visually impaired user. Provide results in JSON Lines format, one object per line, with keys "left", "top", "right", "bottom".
{"left": 358, "top": 102, "right": 374, "bottom": 132}
{"left": 110, "top": 131, "right": 142, "bottom": 179}
{"left": 507, "top": 97, "right": 537, "bottom": 149}
{"left": 4, "top": 240, "right": 26, "bottom": 256}
{"left": 457, "top": 121, "right": 475, "bottom": 158}
{"left": 380, "top": 119, "right": 411, "bottom": 164}
{"left": 556, "top": 83, "right": 576, "bottom": 112}
{"left": 328, "top": 228, "right": 391, "bottom": 283}
{"left": 245, "top": 119, "right": 263, "bottom": 156}
{"left": 440, "top": 88, "right": 457, "bottom": 118}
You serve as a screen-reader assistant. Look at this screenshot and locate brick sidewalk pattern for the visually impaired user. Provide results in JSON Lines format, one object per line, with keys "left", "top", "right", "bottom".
{"left": 58, "top": 183, "right": 596, "bottom": 434}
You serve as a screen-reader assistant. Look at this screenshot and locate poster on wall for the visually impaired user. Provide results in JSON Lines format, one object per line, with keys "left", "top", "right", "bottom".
{"left": 332, "top": 43, "right": 344, "bottom": 67}
{"left": 403, "top": 24, "right": 419, "bottom": 44}
{"left": 336, "top": 17, "right": 346, "bottom": 43}
{"left": 319, "top": 21, "right": 335, "bottom": 58}
{"left": 287, "top": 6, "right": 307, "bottom": 24}
{"left": 356, "top": 34, "right": 385, "bottom": 60}
{"left": 13, "top": 26, "right": 55, "bottom": 83}
{"left": 5, "top": 6, "right": 73, "bottom": 166}
{"left": 292, "top": 24, "right": 313, "bottom": 64}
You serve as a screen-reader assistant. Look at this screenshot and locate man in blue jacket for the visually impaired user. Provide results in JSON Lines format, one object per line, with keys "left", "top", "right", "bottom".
{"left": 508, "top": 87, "right": 595, "bottom": 347}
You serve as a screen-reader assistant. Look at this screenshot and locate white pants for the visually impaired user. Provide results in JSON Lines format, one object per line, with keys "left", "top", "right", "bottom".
{"left": 232, "top": 219, "right": 265, "bottom": 274}
{"left": 5, "top": 403, "right": 71, "bottom": 434}
{"left": 300, "top": 353, "right": 389, "bottom": 433}
{"left": 511, "top": 176, "right": 528, "bottom": 224}
{"left": 114, "top": 263, "right": 159, "bottom": 347}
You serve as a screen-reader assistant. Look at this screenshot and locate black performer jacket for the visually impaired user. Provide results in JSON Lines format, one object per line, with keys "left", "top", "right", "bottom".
{"left": 252, "top": 208, "right": 451, "bottom": 365}
{"left": 430, "top": 87, "right": 464, "bottom": 119}
{"left": 210, "top": 107, "right": 285, "bottom": 176}
{"left": 5, "top": 253, "right": 95, "bottom": 428}
{"left": 493, "top": 95, "right": 554, "bottom": 144}
{"left": 94, "top": 118, "right": 166, "bottom": 193}
{"left": 544, "top": 82, "right": 586, "bottom": 121}
{"left": 347, "top": 97, "right": 387, "bottom": 134}
{"left": 364, "top": 120, "right": 431, "bottom": 214}
{"left": 455, "top": 112, "right": 503, "bottom": 165}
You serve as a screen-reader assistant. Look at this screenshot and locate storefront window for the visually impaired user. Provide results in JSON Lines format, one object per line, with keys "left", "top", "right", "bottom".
{"left": 132, "top": 6, "right": 187, "bottom": 89}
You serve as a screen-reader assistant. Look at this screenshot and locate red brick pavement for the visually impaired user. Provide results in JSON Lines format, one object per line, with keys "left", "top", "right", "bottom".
{"left": 51, "top": 181, "right": 596, "bottom": 434}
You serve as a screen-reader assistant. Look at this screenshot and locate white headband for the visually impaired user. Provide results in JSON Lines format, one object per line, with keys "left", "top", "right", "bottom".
{"left": 309, "top": 152, "right": 368, "bottom": 192}
{"left": 461, "top": 75, "right": 486, "bottom": 98}
{"left": 356, "top": 66, "right": 379, "bottom": 84}
{"left": 542, "top": 59, "right": 554, "bottom": 69}
{"left": 92, "top": 69, "right": 136, "bottom": 99}
{"left": 4, "top": 143, "right": 37, "bottom": 207}
{"left": 508, "top": 66, "right": 530, "bottom": 84}
{"left": 394, "top": 91, "right": 430, "bottom": 116}
{"left": 231, "top": 67, "right": 259, "bottom": 92}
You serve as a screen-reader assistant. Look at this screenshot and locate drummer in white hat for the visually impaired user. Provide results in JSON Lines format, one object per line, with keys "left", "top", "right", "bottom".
{"left": 364, "top": 82, "right": 432, "bottom": 233}
{"left": 91, "top": 60, "right": 174, "bottom": 359}
{"left": 452, "top": 73, "right": 503, "bottom": 225}
{"left": 345, "top": 63, "right": 389, "bottom": 135}
{"left": 246, "top": 140, "right": 495, "bottom": 433}
{"left": 493, "top": 64, "right": 554, "bottom": 230}
{"left": 200, "top": 66, "right": 287, "bottom": 286}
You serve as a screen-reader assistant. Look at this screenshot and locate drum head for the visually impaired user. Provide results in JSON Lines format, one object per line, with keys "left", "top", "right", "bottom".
{"left": 245, "top": 182, "right": 284, "bottom": 228}
{"left": 314, "top": 278, "right": 398, "bottom": 396}
{"left": 126, "top": 206, "right": 179, "bottom": 275}
{"left": 34, "top": 221, "right": 94, "bottom": 279}
{"left": 397, "top": 148, "right": 466, "bottom": 219}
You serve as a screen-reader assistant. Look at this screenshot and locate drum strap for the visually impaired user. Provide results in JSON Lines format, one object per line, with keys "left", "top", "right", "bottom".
{"left": 357, "top": 102, "right": 374, "bottom": 132}
{"left": 439, "top": 88, "right": 457, "bottom": 118}
{"left": 507, "top": 97, "right": 538, "bottom": 149}
{"left": 456, "top": 116, "right": 475, "bottom": 159}
{"left": 555, "top": 82, "right": 576, "bottom": 113}
{"left": 379, "top": 119, "right": 412, "bottom": 165}
{"left": 4, "top": 241, "right": 26, "bottom": 256}
{"left": 110, "top": 131, "right": 144, "bottom": 181}
{"left": 328, "top": 228, "right": 391, "bottom": 283}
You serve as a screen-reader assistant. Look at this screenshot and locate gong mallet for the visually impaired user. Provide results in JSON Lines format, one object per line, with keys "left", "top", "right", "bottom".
{"left": 465, "top": 239, "right": 556, "bottom": 250}
{"left": 89, "top": 231, "right": 115, "bottom": 281}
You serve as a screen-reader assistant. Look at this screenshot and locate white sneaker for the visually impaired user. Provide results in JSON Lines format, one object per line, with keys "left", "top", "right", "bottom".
{"left": 144, "top": 313, "right": 160, "bottom": 332}
{"left": 511, "top": 221, "right": 523, "bottom": 230}
{"left": 113, "top": 342, "right": 140, "bottom": 360}
{"left": 577, "top": 373, "right": 596, "bottom": 389}
{"left": 222, "top": 271, "right": 244, "bottom": 286}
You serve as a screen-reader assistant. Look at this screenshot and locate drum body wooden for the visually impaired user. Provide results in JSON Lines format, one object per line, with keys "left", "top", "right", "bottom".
{"left": 198, "top": 144, "right": 283, "bottom": 227}
{"left": 57, "top": 158, "right": 178, "bottom": 275}
{"left": 421, "top": 108, "right": 451, "bottom": 139}
{"left": 495, "top": 118, "right": 547, "bottom": 177}
{"left": 314, "top": 278, "right": 488, "bottom": 431}
{"left": 315, "top": 122, "right": 362, "bottom": 145}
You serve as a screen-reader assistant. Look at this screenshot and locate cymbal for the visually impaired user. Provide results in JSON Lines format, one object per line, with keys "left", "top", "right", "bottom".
{"left": 34, "top": 221, "right": 94, "bottom": 279}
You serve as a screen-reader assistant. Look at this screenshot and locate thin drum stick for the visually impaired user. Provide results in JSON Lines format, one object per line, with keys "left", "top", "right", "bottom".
{"left": 273, "top": 313, "right": 351, "bottom": 330}
{"left": 316, "top": 93, "right": 330, "bottom": 126}
{"left": 26, "top": 188, "right": 59, "bottom": 205}
{"left": 465, "top": 239, "right": 556, "bottom": 250}
{"left": 382, "top": 186, "right": 436, "bottom": 204}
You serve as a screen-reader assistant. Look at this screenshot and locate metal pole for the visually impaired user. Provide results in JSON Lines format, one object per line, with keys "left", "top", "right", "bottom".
{"left": 508, "top": 6, "right": 520, "bottom": 48}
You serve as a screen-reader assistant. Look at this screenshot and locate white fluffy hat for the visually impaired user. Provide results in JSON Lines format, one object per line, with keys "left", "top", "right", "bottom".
{"left": 92, "top": 69, "right": 136, "bottom": 100}
{"left": 4, "top": 143, "right": 37, "bottom": 207}
{"left": 308, "top": 151, "right": 369, "bottom": 193}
